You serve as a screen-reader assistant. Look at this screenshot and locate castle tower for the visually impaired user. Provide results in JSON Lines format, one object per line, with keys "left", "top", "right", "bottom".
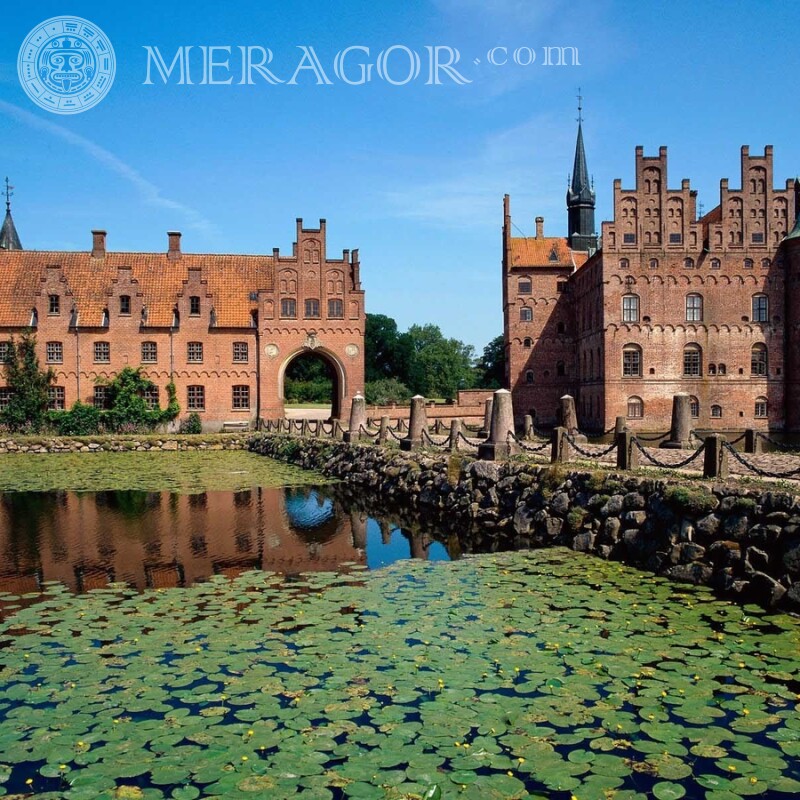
{"left": 566, "top": 95, "right": 597, "bottom": 252}
{"left": 783, "top": 179, "right": 800, "bottom": 430}
{"left": 0, "top": 178, "right": 22, "bottom": 251}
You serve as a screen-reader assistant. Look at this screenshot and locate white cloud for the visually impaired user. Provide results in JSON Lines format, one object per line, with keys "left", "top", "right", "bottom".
{"left": 0, "top": 100, "right": 218, "bottom": 239}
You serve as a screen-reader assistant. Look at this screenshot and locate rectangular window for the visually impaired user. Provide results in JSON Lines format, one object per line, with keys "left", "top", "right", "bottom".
{"left": 187, "top": 342, "right": 204, "bottom": 363}
{"left": 686, "top": 295, "right": 703, "bottom": 322}
{"left": 328, "top": 299, "right": 344, "bottom": 318}
{"left": 232, "top": 385, "right": 250, "bottom": 410}
{"left": 141, "top": 341, "right": 157, "bottom": 363}
{"left": 755, "top": 400, "right": 767, "bottom": 418}
{"left": 46, "top": 341, "right": 63, "bottom": 364}
{"left": 752, "top": 233, "right": 764, "bottom": 244}
{"left": 93, "top": 386, "right": 111, "bottom": 410}
{"left": 0, "top": 342, "right": 8, "bottom": 363}
{"left": 684, "top": 349, "right": 701, "bottom": 376}
{"left": 622, "top": 295, "right": 639, "bottom": 323}
{"left": 518, "top": 280, "right": 532, "bottom": 295}
{"left": 752, "top": 295, "right": 768, "bottom": 323}
{"left": 94, "top": 341, "right": 110, "bottom": 363}
{"left": 556, "top": 281, "right": 568, "bottom": 293}
{"left": 187, "top": 385, "right": 205, "bottom": 410}
{"left": 623, "top": 233, "right": 636, "bottom": 244}
{"left": 190, "top": 296, "right": 201, "bottom": 316}
{"left": 622, "top": 349, "right": 641, "bottom": 377}
{"left": 232, "top": 342, "right": 249, "bottom": 363}
{"left": 48, "top": 386, "right": 65, "bottom": 411}
{"left": 280, "top": 298, "right": 296, "bottom": 318}
{"left": 143, "top": 386, "right": 159, "bottom": 410}
{"left": 305, "top": 299, "right": 320, "bottom": 318}
{"left": 119, "top": 295, "right": 131, "bottom": 315}
{"left": 0, "top": 388, "right": 13, "bottom": 411}
{"left": 669, "top": 233, "right": 682, "bottom": 244}
{"left": 48, "top": 295, "right": 60, "bottom": 315}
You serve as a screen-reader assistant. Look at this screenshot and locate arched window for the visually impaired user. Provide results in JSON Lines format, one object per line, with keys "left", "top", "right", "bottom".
{"left": 744, "top": 258, "right": 754, "bottom": 270}
{"left": 710, "top": 404, "right": 722, "bottom": 418}
{"left": 520, "top": 307, "right": 532, "bottom": 322}
{"left": 622, "top": 294, "right": 640, "bottom": 323}
{"left": 708, "top": 363, "right": 717, "bottom": 376}
{"left": 761, "top": 258, "right": 771, "bottom": 269}
{"left": 752, "top": 294, "right": 768, "bottom": 322}
{"left": 710, "top": 258, "right": 721, "bottom": 270}
{"left": 622, "top": 344, "right": 642, "bottom": 377}
{"left": 751, "top": 343, "right": 768, "bottom": 376}
{"left": 689, "top": 396, "right": 700, "bottom": 418}
{"left": 525, "top": 370, "right": 534, "bottom": 384}
{"left": 523, "top": 337, "right": 532, "bottom": 348}
{"left": 755, "top": 397, "right": 768, "bottom": 418}
{"left": 627, "top": 396, "right": 644, "bottom": 419}
{"left": 518, "top": 278, "right": 532, "bottom": 295}
{"left": 685, "top": 293, "right": 703, "bottom": 322}
{"left": 718, "top": 363, "right": 727, "bottom": 376}
{"left": 683, "top": 344, "right": 702, "bottom": 376}
{"left": 649, "top": 258, "right": 659, "bottom": 270}
{"left": 684, "top": 257, "right": 695, "bottom": 269}
{"left": 619, "top": 258, "right": 630, "bottom": 270}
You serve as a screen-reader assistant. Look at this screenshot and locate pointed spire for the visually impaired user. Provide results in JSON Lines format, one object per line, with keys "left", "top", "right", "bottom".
{"left": 566, "top": 93, "right": 597, "bottom": 252}
{"left": 0, "top": 177, "right": 22, "bottom": 251}
{"left": 787, "top": 178, "right": 800, "bottom": 240}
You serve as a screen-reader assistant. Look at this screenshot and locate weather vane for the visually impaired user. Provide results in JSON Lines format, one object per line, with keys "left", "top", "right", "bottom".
{"left": 576, "top": 87, "right": 583, "bottom": 125}
{"left": 3, "top": 177, "right": 13, "bottom": 212}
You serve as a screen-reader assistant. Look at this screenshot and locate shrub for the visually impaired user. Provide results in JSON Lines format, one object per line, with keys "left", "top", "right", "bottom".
{"left": 566, "top": 507, "right": 590, "bottom": 533}
{"left": 1, "top": 331, "right": 55, "bottom": 433}
{"left": 365, "top": 378, "right": 412, "bottom": 406}
{"left": 180, "top": 413, "right": 203, "bottom": 434}
{"left": 49, "top": 402, "right": 101, "bottom": 436}
{"left": 663, "top": 484, "right": 718, "bottom": 515}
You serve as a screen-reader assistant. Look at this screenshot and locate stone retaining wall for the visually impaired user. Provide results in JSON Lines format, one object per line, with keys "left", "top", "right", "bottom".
{"left": 0, "top": 434, "right": 250, "bottom": 454}
{"left": 250, "top": 434, "right": 800, "bottom": 612}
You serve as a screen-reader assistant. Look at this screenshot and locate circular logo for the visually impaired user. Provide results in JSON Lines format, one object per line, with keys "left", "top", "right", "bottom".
{"left": 18, "top": 16, "right": 115, "bottom": 114}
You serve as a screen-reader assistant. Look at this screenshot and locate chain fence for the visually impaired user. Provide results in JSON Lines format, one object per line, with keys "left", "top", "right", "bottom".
{"left": 633, "top": 438, "right": 705, "bottom": 469}
{"left": 508, "top": 432, "right": 551, "bottom": 453}
{"left": 565, "top": 431, "right": 618, "bottom": 458}
{"left": 723, "top": 441, "right": 800, "bottom": 479}
{"left": 756, "top": 433, "right": 800, "bottom": 452}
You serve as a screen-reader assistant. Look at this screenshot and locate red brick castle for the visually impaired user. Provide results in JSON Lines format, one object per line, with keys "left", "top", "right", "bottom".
{"left": 503, "top": 117, "right": 800, "bottom": 432}
{"left": 0, "top": 192, "right": 365, "bottom": 430}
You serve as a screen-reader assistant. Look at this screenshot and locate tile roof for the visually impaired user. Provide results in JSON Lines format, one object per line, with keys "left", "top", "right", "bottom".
{"left": 509, "top": 236, "right": 588, "bottom": 270}
{"left": 0, "top": 249, "right": 274, "bottom": 328}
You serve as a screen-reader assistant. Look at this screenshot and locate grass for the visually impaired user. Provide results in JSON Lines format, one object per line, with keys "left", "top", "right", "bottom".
{"left": 0, "top": 450, "right": 328, "bottom": 493}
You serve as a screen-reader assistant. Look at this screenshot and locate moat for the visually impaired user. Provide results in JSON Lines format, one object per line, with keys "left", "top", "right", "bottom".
{"left": 0, "top": 452, "right": 798, "bottom": 800}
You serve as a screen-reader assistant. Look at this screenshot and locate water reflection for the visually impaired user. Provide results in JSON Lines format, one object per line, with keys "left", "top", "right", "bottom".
{"left": 0, "top": 486, "right": 451, "bottom": 597}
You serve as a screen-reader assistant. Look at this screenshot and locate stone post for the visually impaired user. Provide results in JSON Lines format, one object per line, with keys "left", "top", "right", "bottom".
{"left": 616, "top": 430, "right": 638, "bottom": 470}
{"left": 703, "top": 434, "right": 729, "bottom": 479}
{"left": 378, "top": 416, "right": 390, "bottom": 445}
{"left": 401, "top": 395, "right": 428, "bottom": 451}
{"left": 478, "top": 397, "right": 493, "bottom": 439}
{"left": 449, "top": 418, "right": 462, "bottom": 452}
{"left": 661, "top": 393, "right": 693, "bottom": 449}
{"left": 744, "top": 429, "right": 760, "bottom": 454}
{"left": 478, "top": 389, "right": 518, "bottom": 461}
{"left": 551, "top": 427, "right": 568, "bottom": 463}
{"left": 559, "top": 395, "right": 587, "bottom": 442}
{"left": 523, "top": 414, "right": 534, "bottom": 440}
{"left": 344, "top": 393, "right": 366, "bottom": 443}
{"left": 300, "top": 418, "right": 309, "bottom": 437}
{"left": 332, "top": 419, "right": 344, "bottom": 440}
{"left": 615, "top": 416, "right": 627, "bottom": 435}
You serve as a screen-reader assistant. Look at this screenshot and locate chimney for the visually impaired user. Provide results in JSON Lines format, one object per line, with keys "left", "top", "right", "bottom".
{"left": 535, "top": 217, "right": 544, "bottom": 238}
{"left": 167, "top": 231, "right": 181, "bottom": 260}
{"left": 91, "top": 230, "right": 106, "bottom": 258}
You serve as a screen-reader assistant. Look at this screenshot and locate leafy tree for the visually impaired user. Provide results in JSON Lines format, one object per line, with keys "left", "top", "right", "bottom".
{"left": 400, "top": 324, "right": 476, "bottom": 400}
{"left": 364, "top": 378, "right": 412, "bottom": 406}
{"left": 284, "top": 354, "right": 333, "bottom": 404}
{"left": 1, "top": 331, "right": 55, "bottom": 433}
{"left": 98, "top": 367, "right": 179, "bottom": 432}
{"left": 50, "top": 401, "right": 101, "bottom": 436}
{"left": 365, "top": 314, "right": 410, "bottom": 383}
{"left": 474, "top": 335, "right": 506, "bottom": 389}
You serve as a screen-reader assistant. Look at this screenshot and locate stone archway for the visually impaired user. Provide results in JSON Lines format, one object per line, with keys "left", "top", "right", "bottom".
{"left": 278, "top": 347, "right": 346, "bottom": 421}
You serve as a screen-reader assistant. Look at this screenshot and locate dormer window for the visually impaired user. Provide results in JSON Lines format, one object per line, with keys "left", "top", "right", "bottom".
{"left": 190, "top": 296, "right": 201, "bottom": 316}
{"left": 48, "top": 295, "right": 60, "bottom": 315}
{"left": 101, "top": 308, "right": 109, "bottom": 327}
{"left": 30, "top": 308, "right": 38, "bottom": 328}
{"left": 119, "top": 295, "right": 131, "bottom": 315}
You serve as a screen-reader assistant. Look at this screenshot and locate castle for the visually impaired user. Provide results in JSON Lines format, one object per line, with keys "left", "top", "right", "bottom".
{"left": 503, "top": 119, "right": 800, "bottom": 432}
{"left": 0, "top": 193, "right": 365, "bottom": 430}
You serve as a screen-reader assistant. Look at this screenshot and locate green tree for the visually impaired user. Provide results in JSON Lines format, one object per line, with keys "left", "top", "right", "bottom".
{"left": 474, "top": 335, "right": 506, "bottom": 389}
{"left": 364, "top": 377, "right": 412, "bottom": 406}
{"left": 364, "top": 314, "right": 410, "bottom": 383}
{"left": 1, "top": 331, "right": 55, "bottom": 433}
{"left": 99, "top": 367, "right": 179, "bottom": 432}
{"left": 284, "top": 354, "right": 333, "bottom": 404}
{"left": 400, "top": 324, "right": 476, "bottom": 400}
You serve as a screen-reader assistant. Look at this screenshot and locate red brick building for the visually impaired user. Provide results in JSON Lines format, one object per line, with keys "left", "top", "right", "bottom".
{"left": 0, "top": 206, "right": 364, "bottom": 430}
{"left": 504, "top": 128, "right": 800, "bottom": 432}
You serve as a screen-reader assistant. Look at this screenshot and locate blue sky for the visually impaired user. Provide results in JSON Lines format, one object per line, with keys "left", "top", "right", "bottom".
{"left": 1, "top": 0, "right": 799, "bottom": 352}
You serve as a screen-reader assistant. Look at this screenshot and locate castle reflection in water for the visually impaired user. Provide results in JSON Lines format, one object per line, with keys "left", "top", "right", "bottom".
{"left": 0, "top": 487, "right": 444, "bottom": 597}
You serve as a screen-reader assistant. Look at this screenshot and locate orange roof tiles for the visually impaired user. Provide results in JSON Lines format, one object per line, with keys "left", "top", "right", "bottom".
{"left": 0, "top": 250, "right": 275, "bottom": 328}
{"left": 509, "top": 236, "right": 588, "bottom": 270}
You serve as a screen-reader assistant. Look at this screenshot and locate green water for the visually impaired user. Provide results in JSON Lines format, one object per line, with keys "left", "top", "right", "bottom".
{"left": 0, "top": 451, "right": 326, "bottom": 493}
{"left": 1, "top": 549, "right": 799, "bottom": 799}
